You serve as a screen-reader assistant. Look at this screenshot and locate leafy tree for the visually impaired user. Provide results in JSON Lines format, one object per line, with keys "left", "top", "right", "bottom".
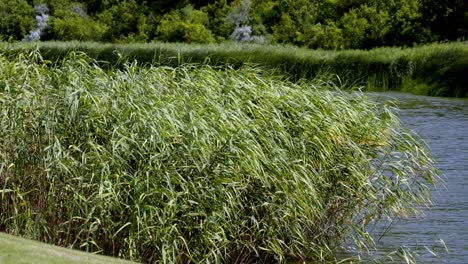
{"left": 0, "top": 0, "right": 35, "bottom": 40}
{"left": 50, "top": 3, "right": 107, "bottom": 41}
{"left": 202, "top": 0, "right": 232, "bottom": 41}
{"left": 340, "top": 9, "right": 369, "bottom": 49}
{"left": 272, "top": 12, "right": 297, "bottom": 44}
{"left": 268, "top": 0, "right": 319, "bottom": 45}
{"left": 156, "top": 5, "right": 215, "bottom": 43}
{"left": 420, "top": 0, "right": 467, "bottom": 41}
{"left": 98, "top": 0, "right": 149, "bottom": 42}
{"left": 340, "top": 5, "right": 391, "bottom": 48}
{"left": 250, "top": 0, "right": 278, "bottom": 30}
{"left": 385, "top": 0, "right": 426, "bottom": 45}
{"left": 1, "top": 0, "right": 466, "bottom": 49}
{"left": 33, "top": 0, "right": 72, "bottom": 14}
{"left": 303, "top": 21, "right": 343, "bottom": 49}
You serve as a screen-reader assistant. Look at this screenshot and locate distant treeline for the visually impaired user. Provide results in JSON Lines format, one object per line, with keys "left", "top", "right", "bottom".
{"left": 1, "top": 0, "right": 466, "bottom": 49}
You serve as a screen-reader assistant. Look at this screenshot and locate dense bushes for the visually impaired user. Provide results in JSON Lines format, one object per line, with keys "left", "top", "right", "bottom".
{"left": 157, "top": 5, "right": 216, "bottom": 44}
{"left": 50, "top": 14, "right": 107, "bottom": 42}
{"left": 0, "top": 0, "right": 35, "bottom": 40}
{"left": 0, "top": 0, "right": 466, "bottom": 48}
{"left": 0, "top": 52, "right": 438, "bottom": 262}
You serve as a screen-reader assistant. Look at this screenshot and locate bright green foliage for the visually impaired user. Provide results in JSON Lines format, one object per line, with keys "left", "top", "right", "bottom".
{"left": 36, "top": 0, "right": 70, "bottom": 13}
{"left": 326, "top": 0, "right": 425, "bottom": 48}
{"left": 50, "top": 4, "right": 107, "bottom": 42}
{"left": 202, "top": 0, "right": 233, "bottom": 41}
{"left": 98, "top": 0, "right": 150, "bottom": 42}
{"left": 51, "top": 17, "right": 107, "bottom": 42}
{"left": 271, "top": 13, "right": 297, "bottom": 44}
{"left": 0, "top": 0, "right": 466, "bottom": 48}
{"left": 4, "top": 41, "right": 467, "bottom": 97}
{"left": 299, "top": 21, "right": 343, "bottom": 49}
{"left": 340, "top": 10, "right": 369, "bottom": 49}
{"left": 0, "top": 51, "right": 438, "bottom": 262}
{"left": 270, "top": 0, "right": 319, "bottom": 46}
{"left": 157, "top": 5, "right": 215, "bottom": 43}
{"left": 340, "top": 5, "right": 390, "bottom": 49}
{"left": 383, "top": 0, "right": 428, "bottom": 45}
{"left": 0, "top": 0, "right": 35, "bottom": 40}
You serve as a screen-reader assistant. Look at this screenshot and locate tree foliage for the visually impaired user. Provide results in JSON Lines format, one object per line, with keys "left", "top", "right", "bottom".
{"left": 0, "top": 0, "right": 35, "bottom": 40}
{"left": 157, "top": 5, "right": 215, "bottom": 43}
{"left": 3, "top": 0, "right": 467, "bottom": 49}
{"left": 49, "top": 3, "right": 107, "bottom": 41}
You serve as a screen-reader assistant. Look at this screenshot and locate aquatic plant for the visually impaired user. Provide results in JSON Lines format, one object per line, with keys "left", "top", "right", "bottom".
{"left": 0, "top": 51, "right": 438, "bottom": 262}
{"left": 2, "top": 41, "right": 466, "bottom": 96}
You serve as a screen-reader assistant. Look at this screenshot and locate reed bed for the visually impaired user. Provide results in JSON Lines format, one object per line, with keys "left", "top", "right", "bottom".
{"left": 1, "top": 41, "right": 467, "bottom": 97}
{"left": 0, "top": 51, "right": 438, "bottom": 263}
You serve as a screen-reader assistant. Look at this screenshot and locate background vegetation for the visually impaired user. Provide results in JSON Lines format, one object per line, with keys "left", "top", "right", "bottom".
{"left": 0, "top": 51, "right": 438, "bottom": 263}
{"left": 2, "top": 41, "right": 467, "bottom": 97}
{"left": 0, "top": 0, "right": 466, "bottom": 49}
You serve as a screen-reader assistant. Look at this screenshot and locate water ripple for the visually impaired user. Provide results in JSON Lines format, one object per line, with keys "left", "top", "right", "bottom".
{"left": 368, "top": 92, "right": 468, "bottom": 263}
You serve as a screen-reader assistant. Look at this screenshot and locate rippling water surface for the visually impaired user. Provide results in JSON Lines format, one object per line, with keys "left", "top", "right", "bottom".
{"left": 367, "top": 92, "right": 468, "bottom": 263}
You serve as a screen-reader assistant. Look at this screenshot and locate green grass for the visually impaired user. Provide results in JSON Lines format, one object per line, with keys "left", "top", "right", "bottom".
{"left": 0, "top": 232, "right": 138, "bottom": 264}
{"left": 1, "top": 41, "right": 467, "bottom": 97}
{"left": 0, "top": 51, "right": 439, "bottom": 263}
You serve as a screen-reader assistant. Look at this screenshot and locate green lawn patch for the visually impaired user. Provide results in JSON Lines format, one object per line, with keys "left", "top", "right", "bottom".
{"left": 0, "top": 233, "right": 137, "bottom": 264}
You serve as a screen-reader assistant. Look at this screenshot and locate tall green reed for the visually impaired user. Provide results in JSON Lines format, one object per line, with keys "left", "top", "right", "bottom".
{"left": 1, "top": 41, "right": 466, "bottom": 97}
{"left": 0, "top": 51, "right": 438, "bottom": 263}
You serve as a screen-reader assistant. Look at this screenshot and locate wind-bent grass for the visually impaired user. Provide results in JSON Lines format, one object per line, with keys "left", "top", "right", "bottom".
{"left": 1, "top": 41, "right": 467, "bottom": 97}
{"left": 0, "top": 51, "right": 438, "bottom": 263}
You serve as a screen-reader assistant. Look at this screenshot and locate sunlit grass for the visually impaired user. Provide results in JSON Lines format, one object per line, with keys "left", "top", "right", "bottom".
{"left": 1, "top": 41, "right": 467, "bottom": 97}
{"left": 0, "top": 232, "right": 137, "bottom": 264}
{"left": 0, "top": 51, "right": 439, "bottom": 263}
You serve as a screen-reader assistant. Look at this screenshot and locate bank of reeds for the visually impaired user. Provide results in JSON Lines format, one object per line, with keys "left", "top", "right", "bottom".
{"left": 0, "top": 51, "right": 438, "bottom": 263}
{"left": 1, "top": 41, "right": 467, "bottom": 97}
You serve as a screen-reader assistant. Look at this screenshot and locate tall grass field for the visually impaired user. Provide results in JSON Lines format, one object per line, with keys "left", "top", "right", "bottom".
{"left": 1, "top": 41, "right": 467, "bottom": 97}
{"left": 0, "top": 51, "right": 438, "bottom": 263}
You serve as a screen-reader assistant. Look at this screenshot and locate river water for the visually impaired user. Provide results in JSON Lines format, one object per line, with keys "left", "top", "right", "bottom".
{"left": 365, "top": 92, "right": 468, "bottom": 263}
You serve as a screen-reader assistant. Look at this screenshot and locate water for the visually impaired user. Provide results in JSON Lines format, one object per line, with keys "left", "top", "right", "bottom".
{"left": 367, "top": 92, "right": 468, "bottom": 263}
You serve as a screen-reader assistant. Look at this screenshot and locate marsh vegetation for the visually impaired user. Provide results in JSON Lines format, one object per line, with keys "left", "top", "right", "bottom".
{"left": 2, "top": 41, "right": 467, "bottom": 97}
{"left": 0, "top": 51, "right": 439, "bottom": 262}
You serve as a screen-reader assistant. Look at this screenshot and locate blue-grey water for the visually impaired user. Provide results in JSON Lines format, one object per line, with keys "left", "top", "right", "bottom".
{"left": 366, "top": 92, "right": 468, "bottom": 263}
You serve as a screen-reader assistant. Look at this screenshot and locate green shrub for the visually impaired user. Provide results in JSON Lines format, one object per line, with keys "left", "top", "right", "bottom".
{"left": 97, "top": 0, "right": 150, "bottom": 43}
{"left": 157, "top": 5, "right": 215, "bottom": 44}
{"left": 302, "top": 21, "right": 344, "bottom": 50}
{"left": 51, "top": 15, "right": 107, "bottom": 42}
{"left": 0, "top": 0, "right": 35, "bottom": 41}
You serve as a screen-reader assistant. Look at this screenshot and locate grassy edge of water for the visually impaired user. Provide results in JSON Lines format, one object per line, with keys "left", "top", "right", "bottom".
{"left": 0, "top": 51, "right": 440, "bottom": 263}
{"left": 1, "top": 41, "right": 467, "bottom": 97}
{"left": 0, "top": 232, "right": 137, "bottom": 264}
